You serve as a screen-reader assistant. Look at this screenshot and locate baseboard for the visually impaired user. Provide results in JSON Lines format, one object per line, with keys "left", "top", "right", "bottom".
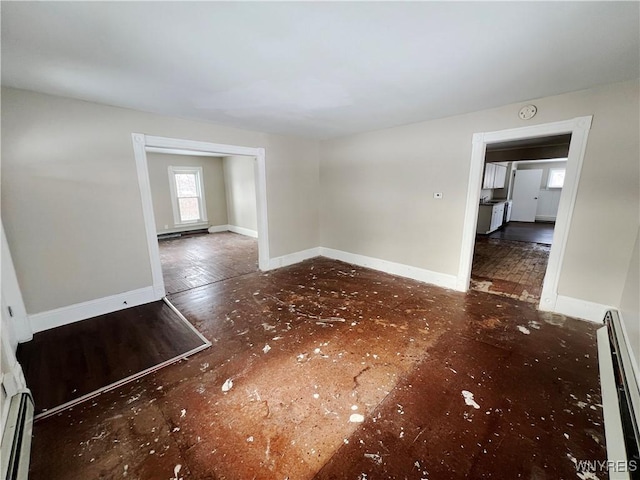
{"left": 28, "top": 286, "right": 158, "bottom": 333}
{"left": 553, "top": 295, "right": 611, "bottom": 323}
{"left": 227, "top": 225, "right": 258, "bottom": 238}
{"left": 207, "top": 225, "right": 229, "bottom": 234}
{"left": 268, "top": 248, "right": 321, "bottom": 270}
{"left": 207, "top": 224, "right": 258, "bottom": 238}
{"left": 535, "top": 215, "right": 557, "bottom": 222}
{"left": 319, "top": 247, "right": 458, "bottom": 290}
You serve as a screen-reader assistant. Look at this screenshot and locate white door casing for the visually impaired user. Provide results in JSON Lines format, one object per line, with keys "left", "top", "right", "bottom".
{"left": 511, "top": 169, "right": 543, "bottom": 222}
{"left": 1, "top": 223, "right": 32, "bottom": 345}
{"left": 132, "top": 134, "right": 270, "bottom": 300}
{"left": 457, "top": 116, "right": 593, "bottom": 315}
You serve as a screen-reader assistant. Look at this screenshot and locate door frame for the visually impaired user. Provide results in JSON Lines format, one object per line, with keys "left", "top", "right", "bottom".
{"left": 132, "top": 134, "right": 269, "bottom": 299}
{"left": 457, "top": 116, "right": 592, "bottom": 313}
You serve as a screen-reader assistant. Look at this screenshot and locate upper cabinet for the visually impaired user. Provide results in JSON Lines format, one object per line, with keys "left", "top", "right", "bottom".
{"left": 483, "top": 163, "right": 507, "bottom": 189}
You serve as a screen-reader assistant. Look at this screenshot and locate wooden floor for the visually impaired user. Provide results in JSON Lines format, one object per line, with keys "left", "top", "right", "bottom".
{"left": 17, "top": 300, "right": 208, "bottom": 415}
{"left": 28, "top": 257, "right": 606, "bottom": 480}
{"left": 488, "top": 221, "right": 555, "bottom": 245}
{"left": 158, "top": 232, "right": 258, "bottom": 294}
{"left": 471, "top": 235, "right": 551, "bottom": 302}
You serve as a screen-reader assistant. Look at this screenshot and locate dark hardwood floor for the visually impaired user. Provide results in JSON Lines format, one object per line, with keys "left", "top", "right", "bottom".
{"left": 158, "top": 231, "right": 258, "bottom": 294}
{"left": 472, "top": 222, "right": 554, "bottom": 302}
{"left": 17, "top": 300, "right": 208, "bottom": 416}
{"left": 28, "top": 257, "right": 605, "bottom": 480}
{"left": 488, "top": 221, "right": 555, "bottom": 244}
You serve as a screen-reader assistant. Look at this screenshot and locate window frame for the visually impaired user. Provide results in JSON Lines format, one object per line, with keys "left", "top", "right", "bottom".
{"left": 168, "top": 166, "right": 208, "bottom": 226}
{"left": 547, "top": 167, "right": 566, "bottom": 189}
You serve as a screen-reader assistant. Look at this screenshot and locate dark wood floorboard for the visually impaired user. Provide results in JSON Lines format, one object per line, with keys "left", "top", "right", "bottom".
{"left": 17, "top": 300, "right": 207, "bottom": 415}
{"left": 471, "top": 237, "right": 550, "bottom": 303}
{"left": 158, "top": 231, "right": 258, "bottom": 294}
{"left": 28, "top": 257, "right": 605, "bottom": 480}
{"left": 488, "top": 221, "right": 555, "bottom": 245}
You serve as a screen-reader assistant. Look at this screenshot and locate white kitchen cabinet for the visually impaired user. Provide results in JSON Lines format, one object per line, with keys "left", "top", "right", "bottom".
{"left": 493, "top": 164, "right": 507, "bottom": 189}
{"left": 476, "top": 201, "right": 505, "bottom": 234}
{"left": 482, "top": 163, "right": 496, "bottom": 189}
{"left": 482, "top": 163, "right": 507, "bottom": 189}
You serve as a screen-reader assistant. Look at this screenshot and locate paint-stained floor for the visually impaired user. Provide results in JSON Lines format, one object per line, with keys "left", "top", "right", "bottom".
{"left": 28, "top": 257, "right": 606, "bottom": 480}
{"left": 471, "top": 237, "right": 551, "bottom": 303}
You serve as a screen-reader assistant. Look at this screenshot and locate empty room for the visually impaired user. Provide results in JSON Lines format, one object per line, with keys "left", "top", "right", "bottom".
{"left": 1, "top": 3, "right": 639, "bottom": 480}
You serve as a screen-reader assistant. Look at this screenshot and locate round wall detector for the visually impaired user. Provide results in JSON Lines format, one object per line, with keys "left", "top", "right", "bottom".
{"left": 518, "top": 104, "right": 537, "bottom": 120}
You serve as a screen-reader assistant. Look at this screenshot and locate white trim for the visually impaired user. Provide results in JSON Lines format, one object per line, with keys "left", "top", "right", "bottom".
{"left": 457, "top": 134, "right": 487, "bottom": 290}
{"left": 534, "top": 215, "right": 556, "bottom": 223}
{"left": 1, "top": 224, "right": 32, "bottom": 343}
{"left": 207, "top": 225, "right": 230, "bottom": 234}
{"left": 132, "top": 134, "right": 166, "bottom": 299}
{"left": 553, "top": 295, "right": 610, "bottom": 323}
{"left": 162, "top": 297, "right": 211, "bottom": 346}
{"left": 227, "top": 225, "right": 258, "bottom": 238}
{"left": 596, "top": 326, "right": 631, "bottom": 480}
{"left": 35, "top": 298, "right": 210, "bottom": 420}
{"left": 268, "top": 248, "right": 321, "bottom": 269}
{"left": 457, "top": 116, "right": 593, "bottom": 317}
{"left": 28, "top": 286, "right": 156, "bottom": 333}
{"left": 132, "top": 134, "right": 270, "bottom": 298}
{"left": 320, "top": 248, "right": 458, "bottom": 290}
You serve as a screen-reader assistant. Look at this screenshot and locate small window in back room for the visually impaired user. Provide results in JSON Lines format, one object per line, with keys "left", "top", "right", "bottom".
{"left": 168, "top": 166, "right": 208, "bottom": 225}
{"left": 547, "top": 167, "right": 566, "bottom": 188}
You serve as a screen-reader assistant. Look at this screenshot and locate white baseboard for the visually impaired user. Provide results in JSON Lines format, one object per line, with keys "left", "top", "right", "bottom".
{"left": 227, "top": 225, "right": 258, "bottom": 238}
{"left": 553, "top": 295, "right": 611, "bottom": 323}
{"left": 319, "top": 247, "right": 458, "bottom": 290}
{"left": 207, "top": 225, "right": 229, "bottom": 234}
{"left": 535, "top": 215, "right": 557, "bottom": 222}
{"left": 268, "top": 248, "right": 321, "bottom": 270}
{"left": 207, "top": 224, "right": 258, "bottom": 238}
{"left": 28, "top": 286, "right": 158, "bottom": 333}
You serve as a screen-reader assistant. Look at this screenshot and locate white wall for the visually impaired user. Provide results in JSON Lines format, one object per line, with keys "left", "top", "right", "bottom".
{"left": 1, "top": 87, "right": 320, "bottom": 315}
{"left": 147, "top": 153, "right": 228, "bottom": 234}
{"left": 320, "top": 79, "right": 639, "bottom": 308}
{"left": 619, "top": 227, "right": 640, "bottom": 371}
{"left": 223, "top": 156, "right": 258, "bottom": 233}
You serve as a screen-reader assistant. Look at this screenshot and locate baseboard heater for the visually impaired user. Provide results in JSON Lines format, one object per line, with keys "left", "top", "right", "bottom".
{"left": 598, "top": 310, "right": 640, "bottom": 479}
{"left": 158, "top": 228, "right": 209, "bottom": 240}
{"left": 1, "top": 391, "right": 34, "bottom": 480}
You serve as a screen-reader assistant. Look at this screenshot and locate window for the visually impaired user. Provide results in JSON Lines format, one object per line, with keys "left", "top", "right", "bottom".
{"left": 168, "top": 166, "right": 207, "bottom": 225}
{"left": 547, "top": 168, "right": 566, "bottom": 188}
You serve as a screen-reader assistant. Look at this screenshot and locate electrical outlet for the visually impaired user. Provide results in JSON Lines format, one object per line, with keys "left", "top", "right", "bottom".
{"left": 434, "top": 192, "right": 443, "bottom": 199}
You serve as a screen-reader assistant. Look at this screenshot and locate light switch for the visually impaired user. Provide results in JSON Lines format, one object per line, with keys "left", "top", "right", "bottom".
{"left": 433, "top": 192, "right": 443, "bottom": 199}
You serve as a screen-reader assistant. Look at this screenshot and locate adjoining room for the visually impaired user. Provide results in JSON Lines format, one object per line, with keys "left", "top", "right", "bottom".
{"left": 471, "top": 135, "right": 571, "bottom": 303}
{"left": 146, "top": 151, "right": 259, "bottom": 294}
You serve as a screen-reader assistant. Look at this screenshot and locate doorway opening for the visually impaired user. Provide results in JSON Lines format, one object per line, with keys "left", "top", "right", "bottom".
{"left": 132, "top": 134, "right": 269, "bottom": 300}
{"left": 146, "top": 150, "right": 260, "bottom": 294}
{"left": 457, "top": 116, "right": 592, "bottom": 314}
{"left": 470, "top": 134, "right": 571, "bottom": 303}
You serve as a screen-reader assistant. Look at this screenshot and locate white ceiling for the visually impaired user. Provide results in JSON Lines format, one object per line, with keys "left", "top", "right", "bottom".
{"left": 2, "top": 2, "right": 638, "bottom": 139}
